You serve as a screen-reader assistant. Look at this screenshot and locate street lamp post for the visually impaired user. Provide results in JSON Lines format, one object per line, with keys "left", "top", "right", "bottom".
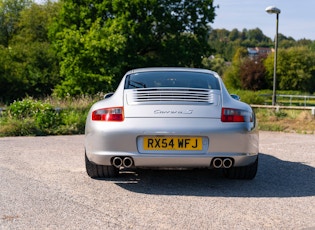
{"left": 265, "top": 6, "right": 281, "bottom": 106}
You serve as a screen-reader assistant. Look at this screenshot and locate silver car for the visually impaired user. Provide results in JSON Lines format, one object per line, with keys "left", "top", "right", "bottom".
{"left": 85, "top": 67, "right": 259, "bottom": 179}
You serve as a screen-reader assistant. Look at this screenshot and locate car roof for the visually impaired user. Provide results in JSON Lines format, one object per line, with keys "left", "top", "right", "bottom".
{"left": 126, "top": 67, "right": 219, "bottom": 76}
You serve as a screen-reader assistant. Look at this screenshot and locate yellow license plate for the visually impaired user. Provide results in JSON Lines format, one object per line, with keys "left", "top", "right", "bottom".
{"left": 143, "top": 137, "right": 203, "bottom": 151}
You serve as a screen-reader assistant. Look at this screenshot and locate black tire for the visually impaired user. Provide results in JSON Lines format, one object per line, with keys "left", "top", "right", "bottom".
{"left": 85, "top": 152, "right": 119, "bottom": 178}
{"left": 224, "top": 156, "right": 258, "bottom": 180}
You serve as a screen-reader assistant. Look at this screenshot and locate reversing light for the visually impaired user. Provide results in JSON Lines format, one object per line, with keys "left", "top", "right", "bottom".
{"left": 92, "top": 107, "right": 124, "bottom": 121}
{"left": 221, "top": 108, "right": 252, "bottom": 122}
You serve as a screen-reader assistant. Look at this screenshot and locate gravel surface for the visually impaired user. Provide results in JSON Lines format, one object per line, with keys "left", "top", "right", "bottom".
{"left": 0, "top": 132, "right": 314, "bottom": 229}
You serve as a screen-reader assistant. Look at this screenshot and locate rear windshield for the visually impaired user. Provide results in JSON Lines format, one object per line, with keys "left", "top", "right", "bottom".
{"left": 124, "top": 71, "right": 220, "bottom": 90}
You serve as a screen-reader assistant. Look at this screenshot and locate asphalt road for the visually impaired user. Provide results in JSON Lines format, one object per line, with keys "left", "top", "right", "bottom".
{"left": 0, "top": 132, "right": 314, "bottom": 229}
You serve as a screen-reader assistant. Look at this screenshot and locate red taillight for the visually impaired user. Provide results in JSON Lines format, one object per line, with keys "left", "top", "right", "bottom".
{"left": 221, "top": 108, "right": 251, "bottom": 122}
{"left": 92, "top": 107, "right": 124, "bottom": 121}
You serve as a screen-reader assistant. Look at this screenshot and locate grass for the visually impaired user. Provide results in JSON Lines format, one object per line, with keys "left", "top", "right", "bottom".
{"left": 254, "top": 108, "right": 315, "bottom": 134}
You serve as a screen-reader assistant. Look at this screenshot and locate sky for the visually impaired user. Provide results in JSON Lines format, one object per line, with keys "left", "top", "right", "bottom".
{"left": 211, "top": 0, "right": 315, "bottom": 40}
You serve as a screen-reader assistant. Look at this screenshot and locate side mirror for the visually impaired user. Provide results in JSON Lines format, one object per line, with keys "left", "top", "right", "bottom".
{"left": 230, "top": 94, "right": 241, "bottom": 101}
{"left": 104, "top": 92, "right": 114, "bottom": 99}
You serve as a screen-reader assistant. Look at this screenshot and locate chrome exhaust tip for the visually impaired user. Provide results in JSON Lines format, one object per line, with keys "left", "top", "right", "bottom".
{"left": 122, "top": 157, "right": 133, "bottom": 168}
{"left": 112, "top": 157, "right": 123, "bottom": 168}
{"left": 223, "top": 158, "right": 233, "bottom": 168}
{"left": 212, "top": 158, "right": 223, "bottom": 168}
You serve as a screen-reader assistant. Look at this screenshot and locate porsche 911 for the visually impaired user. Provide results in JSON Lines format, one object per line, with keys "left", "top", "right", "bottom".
{"left": 85, "top": 67, "right": 259, "bottom": 179}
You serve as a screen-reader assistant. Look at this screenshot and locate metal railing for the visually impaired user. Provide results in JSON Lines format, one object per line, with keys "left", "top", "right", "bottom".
{"left": 251, "top": 104, "right": 315, "bottom": 118}
{"left": 260, "top": 94, "right": 315, "bottom": 107}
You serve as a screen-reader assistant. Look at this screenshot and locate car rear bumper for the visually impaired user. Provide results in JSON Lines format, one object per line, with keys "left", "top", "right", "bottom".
{"left": 86, "top": 151, "right": 258, "bottom": 168}
{"left": 85, "top": 117, "right": 259, "bottom": 168}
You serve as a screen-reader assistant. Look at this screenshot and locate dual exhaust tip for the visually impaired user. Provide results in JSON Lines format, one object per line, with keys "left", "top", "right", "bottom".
{"left": 212, "top": 158, "right": 233, "bottom": 169}
{"left": 112, "top": 156, "right": 134, "bottom": 168}
{"left": 113, "top": 156, "right": 233, "bottom": 169}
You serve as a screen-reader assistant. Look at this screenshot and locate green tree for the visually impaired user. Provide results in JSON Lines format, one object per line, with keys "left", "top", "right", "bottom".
{"left": 228, "top": 28, "right": 241, "bottom": 41}
{"left": 208, "top": 27, "right": 272, "bottom": 62}
{"left": 0, "top": 1, "right": 61, "bottom": 102}
{"left": 208, "top": 28, "right": 233, "bottom": 60}
{"left": 12, "top": 1, "right": 59, "bottom": 43}
{"left": 278, "top": 34, "right": 296, "bottom": 48}
{"left": 264, "top": 47, "right": 315, "bottom": 93}
{"left": 202, "top": 55, "right": 226, "bottom": 76}
{"left": 0, "top": 0, "right": 31, "bottom": 47}
{"left": 309, "top": 41, "right": 315, "bottom": 52}
{"left": 246, "top": 28, "right": 270, "bottom": 44}
{"left": 50, "top": 0, "right": 217, "bottom": 97}
{"left": 222, "top": 47, "right": 247, "bottom": 89}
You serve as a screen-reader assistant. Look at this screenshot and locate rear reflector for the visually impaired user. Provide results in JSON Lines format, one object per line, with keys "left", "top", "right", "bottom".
{"left": 92, "top": 107, "right": 124, "bottom": 121}
{"left": 221, "top": 108, "right": 251, "bottom": 122}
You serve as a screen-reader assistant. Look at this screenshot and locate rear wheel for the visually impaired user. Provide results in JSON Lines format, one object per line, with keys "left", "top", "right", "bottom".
{"left": 224, "top": 156, "right": 258, "bottom": 180}
{"left": 85, "top": 152, "right": 119, "bottom": 178}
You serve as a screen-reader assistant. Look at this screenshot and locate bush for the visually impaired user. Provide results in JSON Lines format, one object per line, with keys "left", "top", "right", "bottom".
{"left": 8, "top": 98, "right": 61, "bottom": 129}
{"left": 7, "top": 98, "right": 62, "bottom": 134}
{"left": 55, "top": 109, "right": 88, "bottom": 135}
{"left": 0, "top": 96, "right": 96, "bottom": 136}
{"left": 0, "top": 118, "right": 41, "bottom": 136}
{"left": 228, "top": 90, "right": 265, "bottom": 104}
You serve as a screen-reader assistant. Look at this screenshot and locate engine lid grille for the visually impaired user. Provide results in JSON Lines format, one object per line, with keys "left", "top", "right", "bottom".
{"left": 126, "top": 88, "right": 219, "bottom": 105}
